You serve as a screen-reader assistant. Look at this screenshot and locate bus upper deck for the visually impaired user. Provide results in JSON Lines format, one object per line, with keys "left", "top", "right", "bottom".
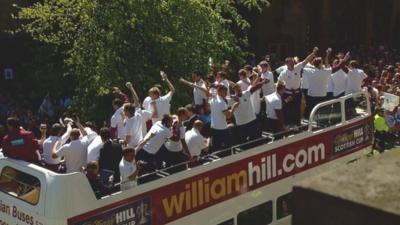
{"left": 0, "top": 91, "right": 373, "bottom": 225}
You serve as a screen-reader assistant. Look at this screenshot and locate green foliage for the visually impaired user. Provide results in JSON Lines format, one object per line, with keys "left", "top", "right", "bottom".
{"left": 15, "top": 0, "right": 268, "bottom": 121}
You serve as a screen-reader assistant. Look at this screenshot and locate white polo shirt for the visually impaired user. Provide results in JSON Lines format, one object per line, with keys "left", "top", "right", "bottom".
{"left": 42, "top": 126, "right": 71, "bottom": 165}
{"left": 193, "top": 79, "right": 208, "bottom": 105}
{"left": 84, "top": 127, "right": 98, "bottom": 145}
{"left": 124, "top": 114, "right": 143, "bottom": 148}
{"left": 56, "top": 137, "right": 89, "bottom": 173}
{"left": 237, "top": 78, "right": 250, "bottom": 92}
{"left": 301, "top": 63, "right": 314, "bottom": 90}
{"left": 43, "top": 136, "right": 62, "bottom": 165}
{"left": 346, "top": 69, "right": 367, "bottom": 95}
{"left": 275, "top": 65, "right": 287, "bottom": 74}
{"left": 87, "top": 135, "right": 103, "bottom": 163}
{"left": 220, "top": 79, "right": 230, "bottom": 97}
{"left": 164, "top": 125, "right": 185, "bottom": 152}
{"left": 111, "top": 106, "right": 125, "bottom": 139}
{"left": 304, "top": 67, "right": 332, "bottom": 97}
{"left": 233, "top": 91, "right": 256, "bottom": 125}
{"left": 143, "top": 121, "right": 172, "bottom": 154}
{"left": 144, "top": 93, "right": 172, "bottom": 123}
{"left": 135, "top": 108, "right": 152, "bottom": 138}
{"left": 142, "top": 96, "right": 151, "bottom": 111}
{"left": 209, "top": 95, "right": 228, "bottom": 130}
{"left": 331, "top": 69, "right": 348, "bottom": 97}
{"left": 265, "top": 92, "right": 282, "bottom": 120}
{"left": 250, "top": 89, "right": 261, "bottom": 115}
{"left": 278, "top": 62, "right": 306, "bottom": 90}
{"left": 119, "top": 158, "right": 137, "bottom": 191}
{"left": 185, "top": 128, "right": 208, "bottom": 157}
{"left": 261, "top": 71, "right": 275, "bottom": 96}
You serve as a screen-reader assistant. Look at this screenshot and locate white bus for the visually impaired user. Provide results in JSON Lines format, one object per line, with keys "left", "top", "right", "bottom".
{"left": 0, "top": 92, "right": 373, "bottom": 225}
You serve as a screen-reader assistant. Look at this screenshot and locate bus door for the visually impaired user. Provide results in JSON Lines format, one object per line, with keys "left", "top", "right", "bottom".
{"left": 0, "top": 160, "right": 47, "bottom": 224}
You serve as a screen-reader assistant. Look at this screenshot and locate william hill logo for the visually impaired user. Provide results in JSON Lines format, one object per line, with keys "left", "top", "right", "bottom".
{"left": 161, "top": 143, "right": 326, "bottom": 219}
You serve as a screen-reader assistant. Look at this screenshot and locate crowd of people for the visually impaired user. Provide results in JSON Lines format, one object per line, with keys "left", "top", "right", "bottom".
{"left": 1, "top": 44, "right": 400, "bottom": 198}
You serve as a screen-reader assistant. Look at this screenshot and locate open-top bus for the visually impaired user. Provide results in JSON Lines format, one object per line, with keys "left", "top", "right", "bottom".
{"left": 0, "top": 91, "right": 373, "bottom": 225}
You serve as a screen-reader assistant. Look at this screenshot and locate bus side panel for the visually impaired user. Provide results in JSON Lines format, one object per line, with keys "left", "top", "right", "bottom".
{"left": 68, "top": 118, "right": 371, "bottom": 225}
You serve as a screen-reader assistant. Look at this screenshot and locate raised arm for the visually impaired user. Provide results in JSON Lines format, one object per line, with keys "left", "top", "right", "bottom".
{"left": 179, "top": 78, "right": 211, "bottom": 97}
{"left": 161, "top": 72, "right": 176, "bottom": 96}
{"left": 332, "top": 52, "right": 351, "bottom": 73}
{"left": 60, "top": 122, "right": 72, "bottom": 145}
{"left": 74, "top": 117, "right": 88, "bottom": 137}
{"left": 112, "top": 87, "right": 129, "bottom": 103}
{"left": 301, "top": 47, "right": 319, "bottom": 67}
{"left": 126, "top": 82, "right": 140, "bottom": 108}
{"left": 325, "top": 48, "right": 332, "bottom": 68}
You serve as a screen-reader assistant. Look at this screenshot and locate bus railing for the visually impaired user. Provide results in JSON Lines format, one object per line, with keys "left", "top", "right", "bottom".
{"left": 136, "top": 124, "right": 309, "bottom": 185}
{"left": 136, "top": 91, "right": 371, "bottom": 186}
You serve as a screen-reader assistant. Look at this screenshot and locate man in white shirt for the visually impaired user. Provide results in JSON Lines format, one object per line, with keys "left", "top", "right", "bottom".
{"left": 119, "top": 147, "right": 138, "bottom": 191}
{"left": 214, "top": 71, "right": 230, "bottom": 97}
{"left": 52, "top": 118, "right": 89, "bottom": 173}
{"left": 123, "top": 103, "right": 143, "bottom": 148}
{"left": 191, "top": 71, "right": 208, "bottom": 113}
{"left": 42, "top": 123, "right": 71, "bottom": 172}
{"left": 125, "top": 81, "right": 152, "bottom": 138}
{"left": 327, "top": 52, "right": 351, "bottom": 99}
{"left": 110, "top": 98, "right": 125, "bottom": 139}
{"left": 232, "top": 78, "right": 265, "bottom": 143}
{"left": 249, "top": 72, "right": 262, "bottom": 117}
{"left": 209, "top": 85, "right": 238, "bottom": 152}
{"left": 303, "top": 49, "right": 333, "bottom": 118}
{"left": 300, "top": 62, "right": 314, "bottom": 108}
{"left": 259, "top": 61, "right": 275, "bottom": 96}
{"left": 87, "top": 135, "right": 104, "bottom": 163}
{"left": 236, "top": 69, "right": 251, "bottom": 92}
{"left": 346, "top": 60, "right": 368, "bottom": 95}
{"left": 185, "top": 120, "right": 209, "bottom": 158}
{"left": 265, "top": 82, "right": 287, "bottom": 139}
{"left": 161, "top": 109, "right": 191, "bottom": 170}
{"left": 135, "top": 115, "right": 173, "bottom": 174}
{"left": 278, "top": 47, "right": 318, "bottom": 125}
{"left": 143, "top": 74, "right": 175, "bottom": 123}
{"left": 136, "top": 108, "right": 152, "bottom": 138}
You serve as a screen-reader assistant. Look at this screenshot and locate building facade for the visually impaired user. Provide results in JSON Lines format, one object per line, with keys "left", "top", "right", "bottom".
{"left": 250, "top": 0, "right": 400, "bottom": 59}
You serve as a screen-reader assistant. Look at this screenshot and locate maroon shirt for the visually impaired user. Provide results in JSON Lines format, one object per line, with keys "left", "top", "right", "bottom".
{"left": 2, "top": 129, "right": 40, "bottom": 162}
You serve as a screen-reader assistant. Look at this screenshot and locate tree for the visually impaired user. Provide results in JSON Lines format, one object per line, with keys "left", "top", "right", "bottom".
{"left": 14, "top": 0, "right": 268, "bottom": 121}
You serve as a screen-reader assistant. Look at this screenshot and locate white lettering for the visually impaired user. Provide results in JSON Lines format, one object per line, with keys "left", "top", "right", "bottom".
{"left": 295, "top": 149, "right": 308, "bottom": 168}
{"left": 308, "top": 143, "right": 325, "bottom": 164}
{"left": 283, "top": 154, "right": 295, "bottom": 172}
{"left": 248, "top": 162, "right": 260, "bottom": 186}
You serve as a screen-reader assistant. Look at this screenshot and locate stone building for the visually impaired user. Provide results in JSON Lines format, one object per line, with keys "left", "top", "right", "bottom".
{"left": 249, "top": 0, "right": 400, "bottom": 59}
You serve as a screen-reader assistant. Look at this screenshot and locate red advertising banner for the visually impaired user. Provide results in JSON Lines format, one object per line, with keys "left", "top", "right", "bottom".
{"left": 68, "top": 118, "right": 372, "bottom": 225}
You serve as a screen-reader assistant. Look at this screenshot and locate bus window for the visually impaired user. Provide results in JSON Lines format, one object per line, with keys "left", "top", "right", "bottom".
{"left": 277, "top": 193, "right": 292, "bottom": 220}
{"left": 0, "top": 167, "right": 41, "bottom": 205}
{"left": 345, "top": 95, "right": 368, "bottom": 120}
{"left": 312, "top": 102, "right": 342, "bottom": 130}
{"left": 217, "top": 218, "right": 234, "bottom": 225}
{"left": 237, "top": 201, "right": 273, "bottom": 225}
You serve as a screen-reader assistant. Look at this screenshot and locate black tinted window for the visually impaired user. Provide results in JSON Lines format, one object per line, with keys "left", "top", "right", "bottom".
{"left": 277, "top": 193, "right": 292, "bottom": 219}
{"left": 237, "top": 201, "right": 272, "bottom": 225}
